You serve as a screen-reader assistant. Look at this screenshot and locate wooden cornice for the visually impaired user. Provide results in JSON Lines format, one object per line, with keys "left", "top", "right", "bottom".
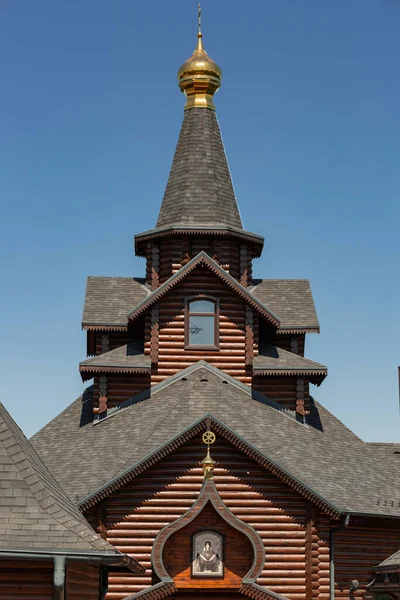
{"left": 127, "top": 252, "right": 280, "bottom": 329}
{"left": 79, "top": 364, "right": 151, "bottom": 382}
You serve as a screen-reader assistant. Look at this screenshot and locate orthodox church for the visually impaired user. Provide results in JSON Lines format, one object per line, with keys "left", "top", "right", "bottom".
{"left": 1, "top": 15, "right": 400, "bottom": 600}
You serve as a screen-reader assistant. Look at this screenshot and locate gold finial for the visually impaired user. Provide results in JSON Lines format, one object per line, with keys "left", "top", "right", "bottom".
{"left": 201, "top": 430, "right": 216, "bottom": 480}
{"left": 177, "top": 7, "right": 222, "bottom": 110}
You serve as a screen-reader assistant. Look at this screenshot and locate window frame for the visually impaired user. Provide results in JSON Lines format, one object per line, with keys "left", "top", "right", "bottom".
{"left": 184, "top": 295, "right": 220, "bottom": 350}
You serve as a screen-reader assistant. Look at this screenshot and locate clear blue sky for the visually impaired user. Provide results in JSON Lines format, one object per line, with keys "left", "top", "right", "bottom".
{"left": 1, "top": 1, "right": 399, "bottom": 441}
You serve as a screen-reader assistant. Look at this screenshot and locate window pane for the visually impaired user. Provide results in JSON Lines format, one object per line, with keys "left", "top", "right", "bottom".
{"left": 189, "top": 315, "right": 215, "bottom": 346}
{"left": 189, "top": 300, "right": 215, "bottom": 313}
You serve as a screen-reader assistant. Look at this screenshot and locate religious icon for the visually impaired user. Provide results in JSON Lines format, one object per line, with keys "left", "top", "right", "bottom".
{"left": 192, "top": 531, "right": 223, "bottom": 577}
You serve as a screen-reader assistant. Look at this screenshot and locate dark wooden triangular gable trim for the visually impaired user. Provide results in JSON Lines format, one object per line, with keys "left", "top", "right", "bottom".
{"left": 79, "top": 415, "right": 341, "bottom": 519}
{"left": 126, "top": 252, "right": 280, "bottom": 328}
{"left": 151, "top": 478, "right": 265, "bottom": 583}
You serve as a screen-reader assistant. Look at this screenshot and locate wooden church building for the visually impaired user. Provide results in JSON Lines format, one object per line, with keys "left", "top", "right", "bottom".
{"left": 3, "top": 15, "right": 400, "bottom": 600}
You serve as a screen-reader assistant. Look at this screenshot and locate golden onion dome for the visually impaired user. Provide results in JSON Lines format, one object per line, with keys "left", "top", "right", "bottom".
{"left": 178, "top": 32, "right": 222, "bottom": 110}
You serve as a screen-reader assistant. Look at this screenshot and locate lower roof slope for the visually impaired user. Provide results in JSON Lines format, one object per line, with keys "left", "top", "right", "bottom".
{"left": 0, "top": 402, "right": 131, "bottom": 557}
{"left": 31, "top": 362, "right": 400, "bottom": 519}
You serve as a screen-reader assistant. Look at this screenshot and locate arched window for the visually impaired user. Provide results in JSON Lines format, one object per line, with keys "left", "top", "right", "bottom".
{"left": 185, "top": 297, "right": 219, "bottom": 349}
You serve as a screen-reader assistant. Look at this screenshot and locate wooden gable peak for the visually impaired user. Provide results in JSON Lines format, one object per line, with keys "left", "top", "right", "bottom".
{"left": 127, "top": 251, "right": 280, "bottom": 328}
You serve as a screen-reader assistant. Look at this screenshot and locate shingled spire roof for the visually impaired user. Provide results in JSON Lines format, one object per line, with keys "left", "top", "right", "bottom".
{"left": 156, "top": 108, "right": 242, "bottom": 229}
{"left": 134, "top": 31, "right": 264, "bottom": 256}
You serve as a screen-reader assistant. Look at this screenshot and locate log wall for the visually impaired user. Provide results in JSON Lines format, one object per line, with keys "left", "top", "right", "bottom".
{"left": 87, "top": 437, "right": 329, "bottom": 600}
{"left": 66, "top": 563, "right": 100, "bottom": 599}
{"left": 93, "top": 373, "right": 150, "bottom": 410}
{"left": 0, "top": 560, "right": 53, "bottom": 600}
{"left": 335, "top": 523, "right": 400, "bottom": 600}
{"left": 145, "top": 266, "right": 252, "bottom": 385}
{"left": 252, "top": 376, "right": 310, "bottom": 412}
{"left": 145, "top": 238, "right": 253, "bottom": 287}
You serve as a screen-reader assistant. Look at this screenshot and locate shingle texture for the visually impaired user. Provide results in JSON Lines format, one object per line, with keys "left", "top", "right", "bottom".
{"left": 254, "top": 344, "right": 327, "bottom": 374}
{"left": 80, "top": 343, "right": 150, "bottom": 370}
{"left": 156, "top": 108, "right": 243, "bottom": 229}
{"left": 31, "top": 363, "right": 400, "bottom": 517}
{"left": 0, "top": 402, "right": 118, "bottom": 551}
{"left": 82, "top": 273, "right": 318, "bottom": 332}
{"left": 82, "top": 277, "right": 149, "bottom": 327}
{"left": 378, "top": 548, "right": 400, "bottom": 568}
{"left": 251, "top": 280, "right": 320, "bottom": 331}
{"left": 367, "top": 443, "right": 400, "bottom": 461}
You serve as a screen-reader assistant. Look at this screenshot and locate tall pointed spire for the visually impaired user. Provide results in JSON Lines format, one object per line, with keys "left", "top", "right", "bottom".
{"left": 134, "top": 11, "right": 264, "bottom": 259}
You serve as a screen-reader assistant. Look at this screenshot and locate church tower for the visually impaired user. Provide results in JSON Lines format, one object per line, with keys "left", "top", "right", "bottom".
{"left": 80, "top": 23, "right": 325, "bottom": 417}
{"left": 31, "top": 10, "right": 400, "bottom": 600}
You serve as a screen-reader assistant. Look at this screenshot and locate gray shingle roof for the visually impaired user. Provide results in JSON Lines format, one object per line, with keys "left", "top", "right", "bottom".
{"left": 367, "top": 443, "right": 400, "bottom": 463}
{"left": 0, "top": 402, "right": 119, "bottom": 552}
{"left": 254, "top": 344, "right": 327, "bottom": 381}
{"left": 250, "top": 279, "right": 320, "bottom": 332}
{"left": 80, "top": 343, "right": 150, "bottom": 372}
{"left": 377, "top": 548, "right": 400, "bottom": 569}
{"left": 82, "top": 272, "right": 318, "bottom": 333}
{"left": 82, "top": 277, "right": 149, "bottom": 328}
{"left": 31, "top": 362, "right": 400, "bottom": 518}
{"left": 155, "top": 108, "right": 243, "bottom": 229}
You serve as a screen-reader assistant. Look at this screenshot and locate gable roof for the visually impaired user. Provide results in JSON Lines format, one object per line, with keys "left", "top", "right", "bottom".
{"left": 0, "top": 401, "right": 140, "bottom": 570}
{"left": 79, "top": 342, "right": 150, "bottom": 381}
{"left": 127, "top": 251, "right": 280, "bottom": 328}
{"left": 250, "top": 279, "right": 320, "bottom": 333}
{"left": 31, "top": 362, "right": 400, "bottom": 519}
{"left": 82, "top": 274, "right": 318, "bottom": 333}
{"left": 254, "top": 344, "right": 327, "bottom": 384}
{"left": 82, "top": 276, "right": 149, "bottom": 330}
{"left": 376, "top": 548, "right": 400, "bottom": 570}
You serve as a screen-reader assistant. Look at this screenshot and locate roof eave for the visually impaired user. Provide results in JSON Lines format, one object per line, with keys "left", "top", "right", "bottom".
{"left": 127, "top": 251, "right": 280, "bottom": 329}
{"left": 134, "top": 225, "right": 264, "bottom": 257}
{"left": 79, "top": 365, "right": 151, "bottom": 382}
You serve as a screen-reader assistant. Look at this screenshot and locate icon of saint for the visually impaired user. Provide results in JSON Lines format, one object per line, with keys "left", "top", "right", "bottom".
{"left": 194, "top": 540, "right": 221, "bottom": 573}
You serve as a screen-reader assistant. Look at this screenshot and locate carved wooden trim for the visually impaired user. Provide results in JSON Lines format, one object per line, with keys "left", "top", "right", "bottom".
{"left": 93, "top": 375, "right": 108, "bottom": 415}
{"left": 305, "top": 503, "right": 315, "bottom": 600}
{"left": 245, "top": 306, "right": 254, "bottom": 366}
{"left": 101, "top": 334, "right": 110, "bottom": 353}
{"left": 296, "top": 377, "right": 310, "bottom": 416}
{"left": 80, "top": 417, "right": 340, "bottom": 519}
{"left": 127, "top": 252, "right": 280, "bottom": 329}
{"left": 150, "top": 305, "right": 159, "bottom": 364}
{"left": 151, "top": 478, "right": 265, "bottom": 585}
{"left": 290, "top": 336, "right": 299, "bottom": 355}
{"left": 240, "top": 244, "right": 248, "bottom": 287}
{"left": 123, "top": 581, "right": 176, "bottom": 600}
{"left": 151, "top": 243, "right": 160, "bottom": 290}
{"left": 240, "top": 582, "right": 290, "bottom": 600}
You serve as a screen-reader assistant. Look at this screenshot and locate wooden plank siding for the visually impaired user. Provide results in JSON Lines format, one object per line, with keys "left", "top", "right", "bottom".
{"left": 145, "top": 266, "right": 252, "bottom": 385}
{"left": 0, "top": 560, "right": 53, "bottom": 600}
{"left": 66, "top": 563, "right": 101, "bottom": 599}
{"left": 86, "top": 437, "right": 331, "bottom": 600}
